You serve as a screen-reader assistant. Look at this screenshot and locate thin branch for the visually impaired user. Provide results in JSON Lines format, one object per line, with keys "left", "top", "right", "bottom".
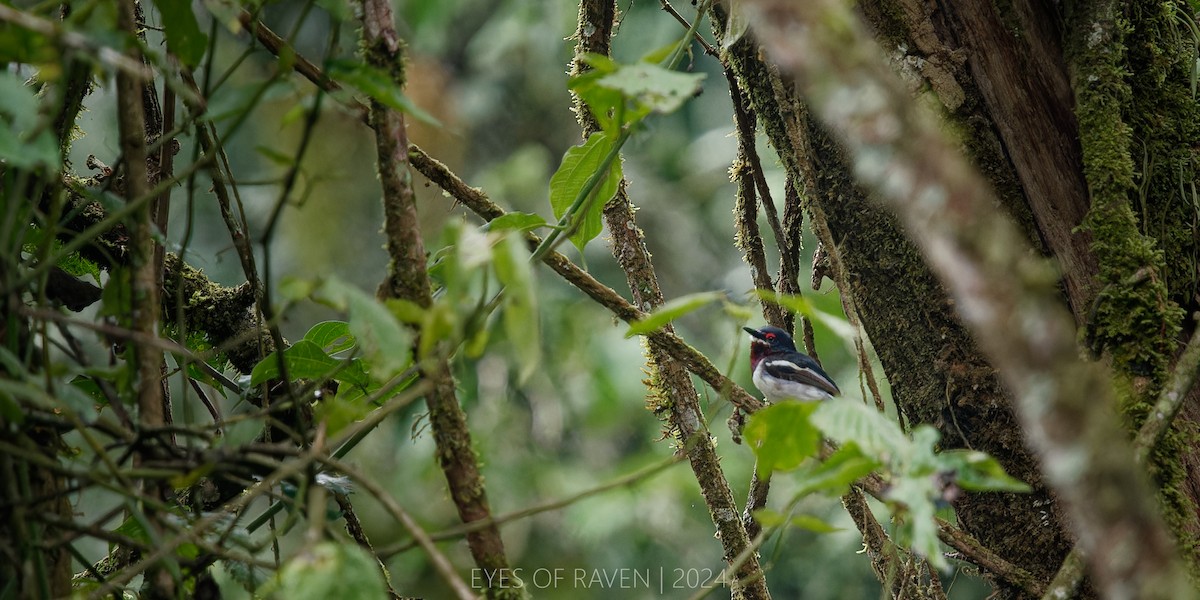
{"left": 379, "top": 452, "right": 686, "bottom": 557}
{"left": 408, "top": 146, "right": 766, "bottom": 414}
{"left": 322, "top": 457, "right": 474, "bottom": 600}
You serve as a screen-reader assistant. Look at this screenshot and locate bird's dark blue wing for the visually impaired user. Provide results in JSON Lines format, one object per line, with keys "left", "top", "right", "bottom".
{"left": 761, "top": 357, "right": 841, "bottom": 397}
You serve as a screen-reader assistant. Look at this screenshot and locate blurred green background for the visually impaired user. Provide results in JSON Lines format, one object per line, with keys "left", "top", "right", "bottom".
{"left": 61, "top": 0, "right": 990, "bottom": 596}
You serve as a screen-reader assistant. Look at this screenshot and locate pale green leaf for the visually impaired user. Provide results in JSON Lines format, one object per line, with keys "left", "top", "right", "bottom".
{"left": 326, "top": 59, "right": 442, "bottom": 127}
{"left": 319, "top": 278, "right": 412, "bottom": 380}
{"left": 887, "top": 478, "right": 949, "bottom": 571}
{"left": 811, "top": 400, "right": 909, "bottom": 461}
{"left": 625, "top": 291, "right": 725, "bottom": 337}
{"left": 939, "top": 450, "right": 1031, "bottom": 493}
{"left": 494, "top": 234, "right": 540, "bottom": 382}
{"left": 752, "top": 509, "right": 841, "bottom": 533}
{"left": 792, "top": 442, "right": 879, "bottom": 498}
{"left": 596, "top": 63, "right": 705, "bottom": 115}
{"left": 484, "top": 212, "right": 548, "bottom": 234}
{"left": 744, "top": 402, "right": 821, "bottom": 473}
{"left": 275, "top": 543, "right": 386, "bottom": 600}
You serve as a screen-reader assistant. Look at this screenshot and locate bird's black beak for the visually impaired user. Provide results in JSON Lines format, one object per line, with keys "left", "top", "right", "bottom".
{"left": 743, "top": 326, "right": 766, "bottom": 341}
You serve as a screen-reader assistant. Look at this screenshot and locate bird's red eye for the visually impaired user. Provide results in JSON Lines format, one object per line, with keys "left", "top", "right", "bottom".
{"left": 764, "top": 333, "right": 775, "bottom": 340}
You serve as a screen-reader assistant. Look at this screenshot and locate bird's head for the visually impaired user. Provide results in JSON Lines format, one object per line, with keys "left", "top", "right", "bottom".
{"left": 744, "top": 325, "right": 797, "bottom": 367}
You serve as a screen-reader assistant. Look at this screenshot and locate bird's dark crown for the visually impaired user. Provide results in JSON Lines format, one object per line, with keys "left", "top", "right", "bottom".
{"left": 744, "top": 325, "right": 797, "bottom": 353}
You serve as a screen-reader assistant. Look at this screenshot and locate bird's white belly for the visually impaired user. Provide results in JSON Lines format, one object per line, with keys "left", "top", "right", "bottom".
{"left": 752, "top": 367, "right": 832, "bottom": 402}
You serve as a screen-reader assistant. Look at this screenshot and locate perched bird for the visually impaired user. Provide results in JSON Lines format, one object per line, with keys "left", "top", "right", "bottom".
{"left": 744, "top": 325, "right": 840, "bottom": 401}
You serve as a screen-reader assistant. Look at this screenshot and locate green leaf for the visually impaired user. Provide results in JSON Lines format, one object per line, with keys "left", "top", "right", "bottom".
{"left": 315, "top": 0, "right": 352, "bottom": 21}
{"left": 752, "top": 509, "right": 841, "bottom": 533}
{"left": 316, "top": 385, "right": 372, "bottom": 436}
{"left": 811, "top": 400, "right": 909, "bottom": 461}
{"left": 58, "top": 382, "right": 99, "bottom": 422}
{"left": 743, "top": 402, "right": 822, "bottom": 473}
{"left": 548, "top": 131, "right": 623, "bottom": 252}
{"left": 575, "top": 52, "right": 621, "bottom": 75}
{"left": 494, "top": 233, "right": 540, "bottom": 382}
{"left": 887, "top": 477, "right": 948, "bottom": 571}
{"left": 484, "top": 212, "right": 548, "bottom": 234}
{"left": 345, "top": 287, "right": 411, "bottom": 380}
{"left": 792, "top": 442, "right": 879, "bottom": 498}
{"left": 0, "top": 72, "right": 60, "bottom": 173}
{"left": 724, "top": 0, "right": 750, "bottom": 45}
{"left": 595, "top": 63, "right": 705, "bottom": 115}
{"left": 151, "top": 0, "right": 209, "bottom": 67}
{"left": 256, "top": 144, "right": 295, "bottom": 167}
{"left": 625, "top": 291, "right": 725, "bottom": 337}
{"left": 114, "top": 516, "right": 150, "bottom": 544}
{"left": 640, "top": 40, "right": 685, "bottom": 65}
{"left": 275, "top": 542, "right": 387, "bottom": 600}
{"left": 317, "top": 278, "right": 412, "bottom": 380}
{"left": 569, "top": 70, "right": 634, "bottom": 133}
{"left": 304, "top": 321, "right": 356, "bottom": 354}
{"left": 278, "top": 276, "right": 318, "bottom": 301}
{"left": 250, "top": 340, "right": 340, "bottom": 386}
{"left": 326, "top": 59, "right": 442, "bottom": 127}
{"left": 753, "top": 290, "right": 858, "bottom": 344}
{"left": 939, "top": 450, "right": 1031, "bottom": 493}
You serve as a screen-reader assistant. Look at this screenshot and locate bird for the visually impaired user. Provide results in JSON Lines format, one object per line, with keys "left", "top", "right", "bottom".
{"left": 744, "top": 325, "right": 840, "bottom": 402}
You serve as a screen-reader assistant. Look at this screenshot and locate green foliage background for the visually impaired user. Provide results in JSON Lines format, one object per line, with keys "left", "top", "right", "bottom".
{"left": 26, "top": 0, "right": 1000, "bottom": 596}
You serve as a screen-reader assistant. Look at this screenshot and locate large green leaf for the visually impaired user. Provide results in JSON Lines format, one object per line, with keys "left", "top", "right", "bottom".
{"left": 886, "top": 477, "right": 948, "bottom": 571}
{"left": 939, "top": 449, "right": 1031, "bottom": 493}
{"left": 791, "top": 442, "right": 879, "bottom": 498}
{"left": 548, "top": 131, "right": 623, "bottom": 252}
{"left": 326, "top": 59, "right": 441, "bottom": 126}
{"left": 484, "top": 212, "right": 548, "bottom": 234}
{"left": 250, "top": 340, "right": 341, "bottom": 386}
{"left": 625, "top": 291, "right": 725, "bottom": 337}
{"left": 319, "top": 278, "right": 412, "bottom": 381}
{"left": 275, "top": 542, "right": 386, "bottom": 600}
{"left": 151, "top": 0, "right": 209, "bottom": 66}
{"left": 0, "top": 72, "right": 59, "bottom": 172}
{"left": 752, "top": 508, "right": 841, "bottom": 533}
{"left": 493, "top": 233, "right": 540, "bottom": 382}
{"left": 595, "top": 63, "right": 705, "bottom": 115}
{"left": 304, "top": 321, "right": 356, "bottom": 354}
{"left": 743, "top": 402, "right": 821, "bottom": 473}
{"left": 811, "top": 399, "right": 909, "bottom": 460}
